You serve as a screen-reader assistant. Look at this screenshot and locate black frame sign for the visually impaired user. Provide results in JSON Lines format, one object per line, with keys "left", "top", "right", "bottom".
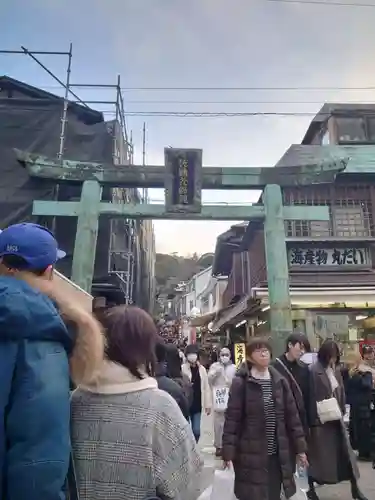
{"left": 164, "top": 148, "right": 202, "bottom": 213}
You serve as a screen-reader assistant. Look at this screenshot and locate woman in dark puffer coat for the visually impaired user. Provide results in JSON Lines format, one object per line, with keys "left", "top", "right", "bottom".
{"left": 222, "top": 337, "right": 307, "bottom": 500}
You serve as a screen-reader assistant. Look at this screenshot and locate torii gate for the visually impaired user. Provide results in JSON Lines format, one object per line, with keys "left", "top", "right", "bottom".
{"left": 16, "top": 148, "right": 348, "bottom": 354}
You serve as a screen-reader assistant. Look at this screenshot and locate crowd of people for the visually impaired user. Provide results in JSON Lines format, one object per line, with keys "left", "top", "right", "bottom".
{"left": 0, "top": 221, "right": 374, "bottom": 500}
{"left": 220, "top": 334, "right": 375, "bottom": 500}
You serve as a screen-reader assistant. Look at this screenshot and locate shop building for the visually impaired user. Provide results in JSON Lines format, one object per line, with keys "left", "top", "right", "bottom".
{"left": 212, "top": 103, "right": 375, "bottom": 351}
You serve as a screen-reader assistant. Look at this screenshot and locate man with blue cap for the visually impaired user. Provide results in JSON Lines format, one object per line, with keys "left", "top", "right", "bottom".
{"left": 0, "top": 223, "right": 104, "bottom": 500}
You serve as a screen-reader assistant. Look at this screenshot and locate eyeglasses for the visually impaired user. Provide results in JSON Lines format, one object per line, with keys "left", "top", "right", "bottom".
{"left": 253, "top": 348, "right": 270, "bottom": 355}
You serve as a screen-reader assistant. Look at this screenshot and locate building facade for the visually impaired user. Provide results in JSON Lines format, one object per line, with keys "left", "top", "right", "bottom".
{"left": 0, "top": 76, "right": 155, "bottom": 311}
{"left": 212, "top": 103, "right": 375, "bottom": 349}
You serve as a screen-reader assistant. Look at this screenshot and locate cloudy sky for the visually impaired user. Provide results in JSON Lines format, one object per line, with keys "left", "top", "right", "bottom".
{"left": 2, "top": 0, "right": 375, "bottom": 255}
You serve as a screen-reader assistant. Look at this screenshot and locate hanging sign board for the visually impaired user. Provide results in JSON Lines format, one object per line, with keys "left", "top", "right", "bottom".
{"left": 288, "top": 247, "right": 370, "bottom": 268}
{"left": 164, "top": 148, "right": 202, "bottom": 213}
{"left": 234, "top": 342, "right": 246, "bottom": 368}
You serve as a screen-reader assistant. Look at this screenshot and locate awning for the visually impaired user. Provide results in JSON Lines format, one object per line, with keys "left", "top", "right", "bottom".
{"left": 190, "top": 311, "right": 216, "bottom": 327}
{"left": 252, "top": 286, "right": 375, "bottom": 309}
{"left": 211, "top": 295, "right": 261, "bottom": 332}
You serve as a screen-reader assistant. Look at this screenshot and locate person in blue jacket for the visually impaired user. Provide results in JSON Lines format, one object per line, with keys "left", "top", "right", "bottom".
{"left": 0, "top": 223, "right": 75, "bottom": 500}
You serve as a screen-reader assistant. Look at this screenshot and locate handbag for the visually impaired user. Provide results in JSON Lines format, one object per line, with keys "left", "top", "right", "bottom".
{"left": 316, "top": 396, "right": 342, "bottom": 424}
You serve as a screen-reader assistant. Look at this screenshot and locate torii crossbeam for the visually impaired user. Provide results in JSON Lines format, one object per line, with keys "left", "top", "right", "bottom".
{"left": 16, "top": 148, "right": 348, "bottom": 354}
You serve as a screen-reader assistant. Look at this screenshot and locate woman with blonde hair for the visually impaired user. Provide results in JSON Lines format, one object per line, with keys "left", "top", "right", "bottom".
{"left": 346, "top": 347, "right": 375, "bottom": 462}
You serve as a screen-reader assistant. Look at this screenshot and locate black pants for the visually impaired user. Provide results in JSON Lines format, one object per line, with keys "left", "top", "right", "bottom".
{"left": 267, "top": 454, "right": 282, "bottom": 500}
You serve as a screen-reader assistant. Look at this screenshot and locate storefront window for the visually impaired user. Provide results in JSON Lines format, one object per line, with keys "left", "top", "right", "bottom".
{"left": 335, "top": 117, "right": 366, "bottom": 143}
{"left": 322, "top": 129, "right": 330, "bottom": 145}
{"left": 367, "top": 117, "right": 375, "bottom": 141}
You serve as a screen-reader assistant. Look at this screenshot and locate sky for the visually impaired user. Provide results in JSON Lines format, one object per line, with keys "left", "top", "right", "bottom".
{"left": 2, "top": 0, "right": 375, "bottom": 255}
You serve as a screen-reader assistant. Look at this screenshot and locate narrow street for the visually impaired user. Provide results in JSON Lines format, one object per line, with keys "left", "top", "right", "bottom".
{"left": 198, "top": 414, "right": 375, "bottom": 499}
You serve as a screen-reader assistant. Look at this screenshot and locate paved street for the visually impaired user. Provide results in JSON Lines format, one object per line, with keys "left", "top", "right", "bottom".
{"left": 315, "top": 463, "right": 374, "bottom": 500}
{"left": 197, "top": 414, "right": 375, "bottom": 499}
{"left": 196, "top": 413, "right": 218, "bottom": 497}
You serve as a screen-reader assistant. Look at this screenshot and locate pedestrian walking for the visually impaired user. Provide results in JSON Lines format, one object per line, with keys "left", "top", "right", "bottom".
{"left": 0, "top": 223, "right": 104, "bottom": 500}
{"left": 208, "top": 347, "right": 236, "bottom": 456}
{"left": 182, "top": 344, "right": 212, "bottom": 442}
{"left": 306, "top": 340, "right": 367, "bottom": 500}
{"left": 272, "top": 333, "right": 311, "bottom": 437}
{"left": 165, "top": 343, "right": 193, "bottom": 407}
{"left": 222, "top": 337, "right": 308, "bottom": 500}
{"left": 155, "top": 338, "right": 190, "bottom": 419}
{"left": 346, "top": 349, "right": 375, "bottom": 462}
{"left": 71, "top": 305, "right": 203, "bottom": 500}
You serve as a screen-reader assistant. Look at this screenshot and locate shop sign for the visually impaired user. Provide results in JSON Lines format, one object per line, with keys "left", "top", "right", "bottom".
{"left": 288, "top": 247, "right": 369, "bottom": 267}
{"left": 234, "top": 342, "right": 246, "bottom": 367}
{"left": 313, "top": 314, "right": 349, "bottom": 340}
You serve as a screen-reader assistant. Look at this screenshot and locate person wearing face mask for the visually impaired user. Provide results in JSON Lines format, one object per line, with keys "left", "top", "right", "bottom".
{"left": 182, "top": 344, "right": 212, "bottom": 442}
{"left": 208, "top": 347, "right": 237, "bottom": 457}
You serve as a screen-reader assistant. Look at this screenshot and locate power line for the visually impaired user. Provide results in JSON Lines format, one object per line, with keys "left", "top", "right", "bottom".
{"left": 124, "top": 99, "right": 375, "bottom": 104}
{"left": 267, "top": 0, "right": 375, "bottom": 6}
{"left": 121, "top": 86, "right": 375, "bottom": 92}
{"left": 122, "top": 111, "right": 323, "bottom": 117}
{"left": 20, "top": 84, "right": 375, "bottom": 92}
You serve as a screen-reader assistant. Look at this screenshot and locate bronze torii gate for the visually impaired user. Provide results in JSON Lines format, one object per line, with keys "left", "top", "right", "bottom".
{"left": 16, "top": 148, "right": 347, "bottom": 353}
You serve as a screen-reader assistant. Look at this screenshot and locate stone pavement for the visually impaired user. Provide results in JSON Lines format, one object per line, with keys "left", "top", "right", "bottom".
{"left": 196, "top": 413, "right": 375, "bottom": 499}
{"left": 197, "top": 413, "right": 219, "bottom": 494}
{"left": 315, "top": 462, "right": 374, "bottom": 499}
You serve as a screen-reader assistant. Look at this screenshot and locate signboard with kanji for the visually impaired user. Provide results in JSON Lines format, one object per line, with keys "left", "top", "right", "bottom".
{"left": 288, "top": 247, "right": 370, "bottom": 267}
{"left": 234, "top": 342, "right": 246, "bottom": 368}
{"left": 164, "top": 148, "right": 202, "bottom": 213}
{"left": 213, "top": 387, "right": 230, "bottom": 411}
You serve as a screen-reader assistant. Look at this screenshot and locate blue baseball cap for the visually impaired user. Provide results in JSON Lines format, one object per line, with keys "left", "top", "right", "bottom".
{"left": 0, "top": 223, "right": 66, "bottom": 270}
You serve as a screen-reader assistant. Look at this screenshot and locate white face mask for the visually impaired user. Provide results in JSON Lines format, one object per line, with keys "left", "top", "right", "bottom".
{"left": 187, "top": 354, "right": 198, "bottom": 363}
{"left": 220, "top": 355, "right": 230, "bottom": 364}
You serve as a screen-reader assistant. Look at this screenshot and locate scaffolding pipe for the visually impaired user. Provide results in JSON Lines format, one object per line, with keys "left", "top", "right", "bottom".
{"left": 58, "top": 42, "right": 72, "bottom": 161}
{"left": 51, "top": 44, "right": 73, "bottom": 234}
{"left": 114, "top": 75, "right": 120, "bottom": 163}
{"left": 142, "top": 122, "right": 146, "bottom": 203}
{"left": 0, "top": 50, "right": 70, "bottom": 55}
{"left": 20, "top": 45, "right": 88, "bottom": 108}
{"left": 71, "top": 100, "right": 117, "bottom": 104}
{"left": 118, "top": 89, "right": 129, "bottom": 143}
{"left": 69, "top": 83, "right": 117, "bottom": 88}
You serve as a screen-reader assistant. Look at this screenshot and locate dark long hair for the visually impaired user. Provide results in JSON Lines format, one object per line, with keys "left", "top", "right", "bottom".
{"left": 99, "top": 305, "right": 157, "bottom": 379}
{"left": 165, "top": 344, "right": 183, "bottom": 379}
{"left": 318, "top": 339, "right": 340, "bottom": 368}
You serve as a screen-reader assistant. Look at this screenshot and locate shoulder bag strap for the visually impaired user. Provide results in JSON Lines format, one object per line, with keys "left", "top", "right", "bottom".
{"left": 275, "top": 357, "right": 304, "bottom": 400}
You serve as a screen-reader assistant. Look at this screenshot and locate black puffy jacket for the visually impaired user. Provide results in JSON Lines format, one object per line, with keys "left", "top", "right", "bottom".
{"left": 155, "top": 363, "right": 190, "bottom": 420}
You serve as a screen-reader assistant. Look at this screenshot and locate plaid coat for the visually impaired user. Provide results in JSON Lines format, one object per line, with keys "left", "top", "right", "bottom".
{"left": 71, "top": 362, "right": 203, "bottom": 500}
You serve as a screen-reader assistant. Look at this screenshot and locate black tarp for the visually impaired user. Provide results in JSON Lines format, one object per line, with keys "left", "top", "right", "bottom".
{"left": 0, "top": 94, "right": 114, "bottom": 279}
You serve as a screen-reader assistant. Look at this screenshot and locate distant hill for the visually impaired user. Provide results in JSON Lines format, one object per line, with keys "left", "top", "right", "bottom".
{"left": 155, "top": 252, "right": 214, "bottom": 295}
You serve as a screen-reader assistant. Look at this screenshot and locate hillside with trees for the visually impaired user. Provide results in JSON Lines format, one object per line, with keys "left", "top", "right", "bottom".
{"left": 155, "top": 252, "right": 213, "bottom": 295}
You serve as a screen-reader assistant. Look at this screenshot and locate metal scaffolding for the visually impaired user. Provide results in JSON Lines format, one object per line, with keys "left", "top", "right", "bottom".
{"left": 0, "top": 44, "right": 139, "bottom": 304}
